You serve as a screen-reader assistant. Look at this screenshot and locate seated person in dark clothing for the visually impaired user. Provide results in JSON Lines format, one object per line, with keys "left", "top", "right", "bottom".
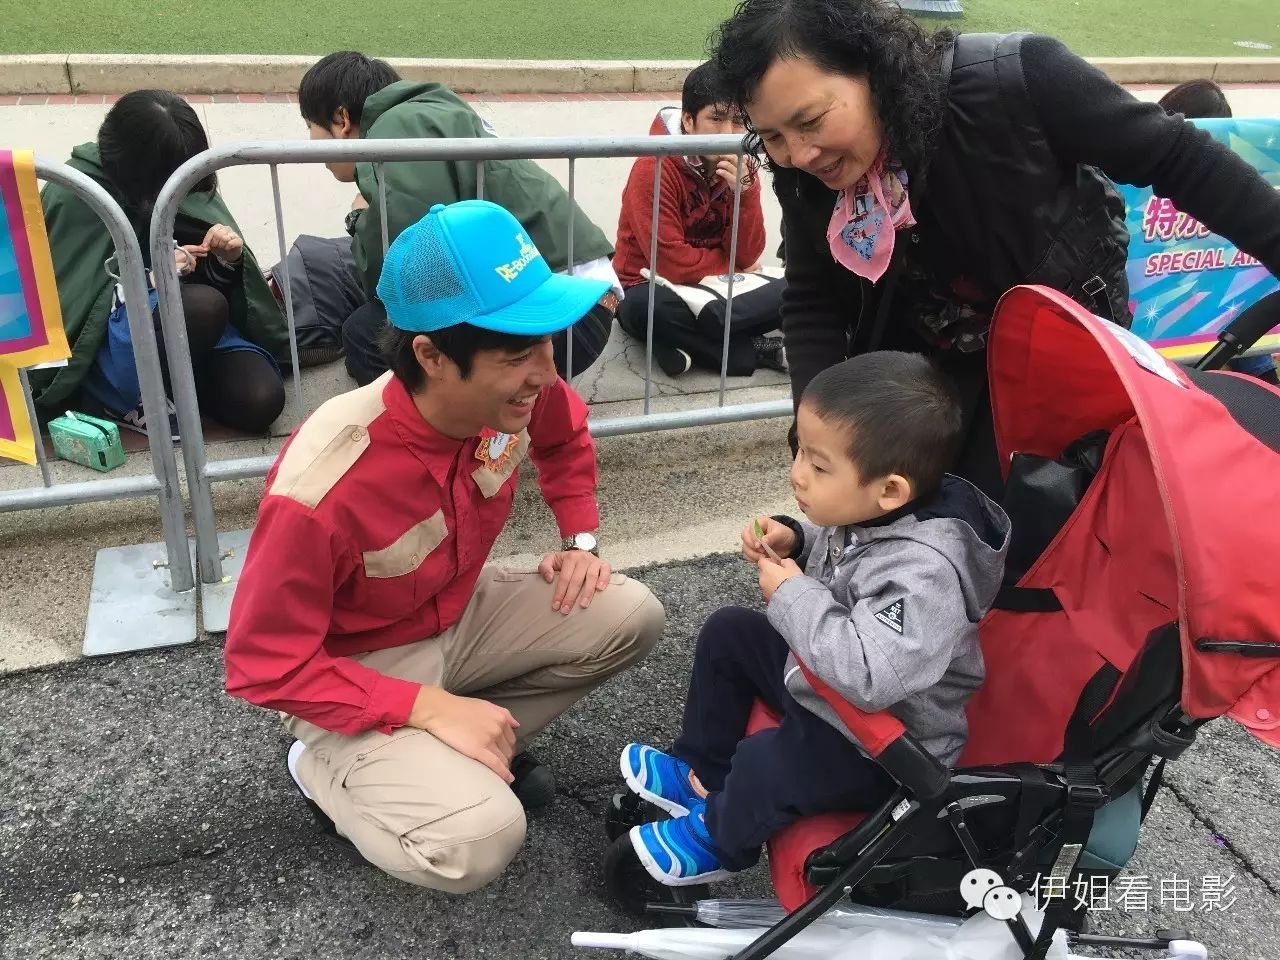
{"left": 613, "top": 62, "right": 786, "bottom": 378}
{"left": 298, "top": 52, "right": 620, "bottom": 386}
{"left": 35, "top": 90, "right": 288, "bottom": 438}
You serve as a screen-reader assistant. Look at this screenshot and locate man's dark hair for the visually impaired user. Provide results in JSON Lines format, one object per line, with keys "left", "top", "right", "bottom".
{"left": 802, "top": 351, "right": 962, "bottom": 495}
{"left": 382, "top": 323, "right": 548, "bottom": 390}
{"left": 681, "top": 61, "right": 734, "bottom": 120}
{"left": 299, "top": 52, "right": 402, "bottom": 129}
{"left": 98, "top": 89, "right": 217, "bottom": 217}
{"left": 1158, "top": 79, "right": 1232, "bottom": 120}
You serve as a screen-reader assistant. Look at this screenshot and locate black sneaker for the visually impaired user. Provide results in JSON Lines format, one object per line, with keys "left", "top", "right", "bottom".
{"left": 510, "top": 751, "right": 556, "bottom": 811}
{"left": 104, "top": 399, "right": 181, "bottom": 444}
{"left": 752, "top": 336, "right": 788, "bottom": 373}
{"left": 654, "top": 345, "right": 693, "bottom": 378}
{"left": 287, "top": 740, "right": 351, "bottom": 845}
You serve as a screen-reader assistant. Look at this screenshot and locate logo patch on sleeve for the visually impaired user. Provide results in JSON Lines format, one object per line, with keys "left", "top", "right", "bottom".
{"left": 874, "top": 599, "right": 905, "bottom": 634}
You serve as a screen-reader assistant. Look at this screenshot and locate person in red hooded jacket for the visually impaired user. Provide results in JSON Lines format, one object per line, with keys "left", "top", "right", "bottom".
{"left": 614, "top": 62, "right": 786, "bottom": 377}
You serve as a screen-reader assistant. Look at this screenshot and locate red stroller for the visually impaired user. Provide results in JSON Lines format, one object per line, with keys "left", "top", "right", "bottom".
{"left": 601, "top": 285, "right": 1280, "bottom": 959}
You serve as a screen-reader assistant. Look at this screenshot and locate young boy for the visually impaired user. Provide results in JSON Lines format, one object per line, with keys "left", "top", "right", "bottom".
{"left": 622, "top": 351, "right": 1011, "bottom": 884}
{"left": 613, "top": 61, "right": 783, "bottom": 377}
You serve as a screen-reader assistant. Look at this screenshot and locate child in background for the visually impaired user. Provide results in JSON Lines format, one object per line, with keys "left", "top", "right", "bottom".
{"left": 620, "top": 351, "right": 1011, "bottom": 884}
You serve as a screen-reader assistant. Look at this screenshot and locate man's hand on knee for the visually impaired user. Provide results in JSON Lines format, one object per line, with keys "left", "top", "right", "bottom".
{"left": 538, "top": 550, "right": 612, "bottom": 615}
{"left": 407, "top": 687, "right": 519, "bottom": 783}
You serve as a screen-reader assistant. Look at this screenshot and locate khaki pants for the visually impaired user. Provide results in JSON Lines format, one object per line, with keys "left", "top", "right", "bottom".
{"left": 287, "top": 565, "right": 664, "bottom": 893}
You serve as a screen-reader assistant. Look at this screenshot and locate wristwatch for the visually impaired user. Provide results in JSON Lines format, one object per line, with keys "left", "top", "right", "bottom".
{"left": 344, "top": 208, "right": 363, "bottom": 236}
{"left": 562, "top": 531, "right": 599, "bottom": 556}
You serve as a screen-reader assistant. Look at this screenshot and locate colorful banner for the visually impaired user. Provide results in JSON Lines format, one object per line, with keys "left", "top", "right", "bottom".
{"left": 0, "top": 148, "right": 70, "bottom": 464}
{"left": 1118, "top": 117, "right": 1280, "bottom": 364}
{"left": 0, "top": 363, "right": 36, "bottom": 464}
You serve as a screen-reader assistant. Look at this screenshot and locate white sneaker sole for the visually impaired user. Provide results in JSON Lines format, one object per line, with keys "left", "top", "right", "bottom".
{"left": 287, "top": 740, "right": 313, "bottom": 800}
{"left": 628, "top": 824, "right": 733, "bottom": 887}
{"left": 619, "top": 747, "right": 693, "bottom": 818}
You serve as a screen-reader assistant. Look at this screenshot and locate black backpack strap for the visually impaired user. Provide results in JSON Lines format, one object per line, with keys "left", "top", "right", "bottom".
{"left": 862, "top": 39, "right": 955, "bottom": 354}
{"left": 1025, "top": 664, "right": 1119, "bottom": 960}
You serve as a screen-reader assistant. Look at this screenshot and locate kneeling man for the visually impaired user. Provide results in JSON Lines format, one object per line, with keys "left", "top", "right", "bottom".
{"left": 225, "top": 200, "right": 664, "bottom": 893}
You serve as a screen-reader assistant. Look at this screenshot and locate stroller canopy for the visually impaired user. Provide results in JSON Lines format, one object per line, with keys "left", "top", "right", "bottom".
{"left": 963, "top": 285, "right": 1280, "bottom": 763}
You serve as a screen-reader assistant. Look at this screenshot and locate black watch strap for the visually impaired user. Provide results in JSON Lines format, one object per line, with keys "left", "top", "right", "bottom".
{"left": 771, "top": 514, "right": 805, "bottom": 560}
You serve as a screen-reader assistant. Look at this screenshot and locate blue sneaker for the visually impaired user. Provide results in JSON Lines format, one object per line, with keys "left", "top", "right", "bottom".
{"left": 629, "top": 800, "right": 733, "bottom": 886}
{"left": 620, "top": 743, "right": 702, "bottom": 817}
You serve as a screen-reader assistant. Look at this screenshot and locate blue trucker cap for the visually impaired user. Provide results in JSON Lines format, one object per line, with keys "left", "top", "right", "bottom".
{"left": 377, "top": 200, "right": 610, "bottom": 336}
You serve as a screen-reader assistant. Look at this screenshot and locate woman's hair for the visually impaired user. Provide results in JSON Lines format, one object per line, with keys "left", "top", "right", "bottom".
{"left": 98, "top": 89, "right": 216, "bottom": 215}
{"left": 1158, "top": 79, "right": 1232, "bottom": 120}
{"left": 709, "top": 0, "right": 951, "bottom": 172}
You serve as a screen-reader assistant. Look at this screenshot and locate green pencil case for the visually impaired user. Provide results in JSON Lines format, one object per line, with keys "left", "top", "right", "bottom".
{"left": 48, "top": 412, "right": 127, "bottom": 473}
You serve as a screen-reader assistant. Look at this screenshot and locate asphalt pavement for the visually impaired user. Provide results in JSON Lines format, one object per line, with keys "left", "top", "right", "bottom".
{"left": 1, "top": 555, "right": 1277, "bottom": 960}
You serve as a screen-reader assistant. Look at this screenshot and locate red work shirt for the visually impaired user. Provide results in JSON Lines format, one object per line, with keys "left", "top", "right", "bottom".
{"left": 224, "top": 372, "right": 599, "bottom": 737}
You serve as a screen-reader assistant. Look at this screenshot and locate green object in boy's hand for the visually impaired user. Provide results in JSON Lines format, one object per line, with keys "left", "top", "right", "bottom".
{"left": 753, "top": 519, "right": 765, "bottom": 539}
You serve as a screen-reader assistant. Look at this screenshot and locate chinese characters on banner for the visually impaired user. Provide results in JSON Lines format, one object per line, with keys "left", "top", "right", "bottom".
{"left": 0, "top": 148, "right": 69, "bottom": 464}
{"left": 1118, "top": 117, "right": 1280, "bottom": 364}
{"left": 1033, "top": 874, "right": 1238, "bottom": 914}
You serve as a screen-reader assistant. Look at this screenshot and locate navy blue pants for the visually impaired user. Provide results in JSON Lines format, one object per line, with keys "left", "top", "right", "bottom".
{"left": 672, "top": 606, "right": 894, "bottom": 871}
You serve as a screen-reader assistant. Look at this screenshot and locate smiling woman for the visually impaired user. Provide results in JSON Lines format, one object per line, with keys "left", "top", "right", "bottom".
{"left": 710, "top": 0, "right": 1280, "bottom": 499}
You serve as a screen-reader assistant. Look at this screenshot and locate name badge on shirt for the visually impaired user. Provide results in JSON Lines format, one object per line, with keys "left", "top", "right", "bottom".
{"left": 475, "top": 428, "right": 516, "bottom": 472}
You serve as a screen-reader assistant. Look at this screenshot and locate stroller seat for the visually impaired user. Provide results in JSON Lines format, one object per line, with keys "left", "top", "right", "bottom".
{"left": 602, "top": 286, "right": 1280, "bottom": 960}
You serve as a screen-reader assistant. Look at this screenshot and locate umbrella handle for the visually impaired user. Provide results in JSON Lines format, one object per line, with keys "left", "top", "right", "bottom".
{"left": 572, "top": 932, "right": 633, "bottom": 951}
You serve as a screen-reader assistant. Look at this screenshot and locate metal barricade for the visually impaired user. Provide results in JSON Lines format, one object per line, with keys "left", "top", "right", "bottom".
{"left": 150, "top": 136, "right": 793, "bottom": 631}
{"left": 1, "top": 156, "right": 196, "bottom": 655}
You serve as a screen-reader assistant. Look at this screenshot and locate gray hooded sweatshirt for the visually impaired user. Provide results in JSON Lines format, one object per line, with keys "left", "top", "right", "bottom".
{"left": 767, "top": 476, "right": 1011, "bottom": 767}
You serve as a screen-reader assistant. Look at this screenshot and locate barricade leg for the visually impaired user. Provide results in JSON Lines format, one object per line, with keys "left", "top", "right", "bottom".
{"left": 25, "top": 158, "right": 197, "bottom": 656}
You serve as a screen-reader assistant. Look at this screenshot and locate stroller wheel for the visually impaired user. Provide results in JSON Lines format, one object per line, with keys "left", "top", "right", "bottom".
{"left": 603, "top": 832, "right": 709, "bottom": 927}
{"left": 603, "top": 791, "right": 647, "bottom": 842}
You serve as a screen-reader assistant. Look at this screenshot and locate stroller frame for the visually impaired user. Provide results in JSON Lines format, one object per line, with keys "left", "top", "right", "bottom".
{"left": 601, "top": 285, "right": 1280, "bottom": 960}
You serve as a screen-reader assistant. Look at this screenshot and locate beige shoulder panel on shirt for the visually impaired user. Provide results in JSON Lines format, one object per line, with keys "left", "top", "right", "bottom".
{"left": 268, "top": 373, "right": 392, "bottom": 509}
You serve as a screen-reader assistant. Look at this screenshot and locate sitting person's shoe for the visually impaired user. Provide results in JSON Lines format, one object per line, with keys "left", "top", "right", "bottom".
{"left": 102, "top": 399, "right": 181, "bottom": 443}
{"left": 654, "top": 344, "right": 693, "bottom": 377}
{"left": 752, "top": 336, "right": 788, "bottom": 373}
{"left": 620, "top": 743, "right": 702, "bottom": 817}
{"left": 629, "top": 800, "right": 733, "bottom": 886}
{"left": 287, "top": 740, "right": 348, "bottom": 844}
{"left": 510, "top": 750, "right": 556, "bottom": 811}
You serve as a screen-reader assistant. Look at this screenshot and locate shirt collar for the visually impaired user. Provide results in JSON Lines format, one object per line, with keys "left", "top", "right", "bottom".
{"left": 382, "top": 374, "right": 468, "bottom": 487}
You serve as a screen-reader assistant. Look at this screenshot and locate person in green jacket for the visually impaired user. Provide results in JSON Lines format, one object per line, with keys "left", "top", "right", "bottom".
{"left": 299, "top": 51, "right": 621, "bottom": 386}
{"left": 33, "top": 90, "right": 289, "bottom": 436}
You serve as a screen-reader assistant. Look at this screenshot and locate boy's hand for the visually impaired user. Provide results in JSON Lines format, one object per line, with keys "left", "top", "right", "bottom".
{"left": 758, "top": 556, "right": 802, "bottom": 603}
{"left": 741, "top": 516, "right": 797, "bottom": 564}
{"left": 539, "top": 550, "right": 612, "bottom": 614}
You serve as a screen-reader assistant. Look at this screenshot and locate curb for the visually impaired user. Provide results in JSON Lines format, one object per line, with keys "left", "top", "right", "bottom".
{"left": 1, "top": 53, "right": 1279, "bottom": 97}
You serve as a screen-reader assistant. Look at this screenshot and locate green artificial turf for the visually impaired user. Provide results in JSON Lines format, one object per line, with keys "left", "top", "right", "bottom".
{"left": 2, "top": 0, "right": 1276, "bottom": 60}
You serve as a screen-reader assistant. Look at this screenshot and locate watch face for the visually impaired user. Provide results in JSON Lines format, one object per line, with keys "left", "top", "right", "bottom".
{"left": 575, "top": 532, "right": 598, "bottom": 552}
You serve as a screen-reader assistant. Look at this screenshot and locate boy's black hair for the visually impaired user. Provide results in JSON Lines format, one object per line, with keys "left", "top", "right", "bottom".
{"left": 299, "top": 51, "right": 402, "bottom": 129}
{"left": 681, "top": 61, "right": 735, "bottom": 120}
{"left": 382, "top": 322, "right": 548, "bottom": 390}
{"left": 802, "top": 351, "right": 963, "bottom": 495}
{"left": 1158, "top": 79, "right": 1232, "bottom": 120}
{"left": 98, "top": 90, "right": 217, "bottom": 217}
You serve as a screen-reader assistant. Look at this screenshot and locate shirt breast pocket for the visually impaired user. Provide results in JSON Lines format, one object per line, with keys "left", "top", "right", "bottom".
{"left": 359, "top": 510, "right": 449, "bottom": 621}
